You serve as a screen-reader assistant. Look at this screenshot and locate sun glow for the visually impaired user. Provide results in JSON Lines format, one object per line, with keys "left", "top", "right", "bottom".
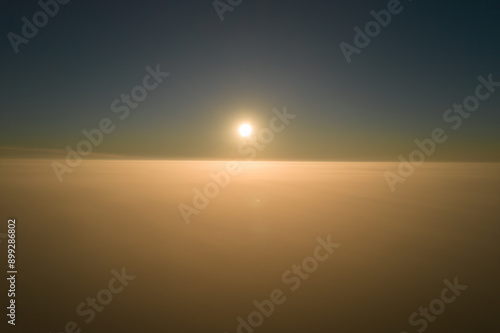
{"left": 239, "top": 124, "right": 252, "bottom": 137}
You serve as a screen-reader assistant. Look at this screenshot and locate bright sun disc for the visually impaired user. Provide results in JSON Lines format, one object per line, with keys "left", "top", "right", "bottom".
{"left": 239, "top": 124, "right": 252, "bottom": 137}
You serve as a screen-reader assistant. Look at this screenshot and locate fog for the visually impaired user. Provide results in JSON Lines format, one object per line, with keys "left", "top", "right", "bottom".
{"left": 1, "top": 160, "right": 499, "bottom": 332}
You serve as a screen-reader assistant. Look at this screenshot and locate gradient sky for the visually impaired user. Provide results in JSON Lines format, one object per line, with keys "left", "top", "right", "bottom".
{"left": 1, "top": 0, "right": 499, "bottom": 161}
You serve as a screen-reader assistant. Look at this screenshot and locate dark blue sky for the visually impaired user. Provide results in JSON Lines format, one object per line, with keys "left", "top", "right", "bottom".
{"left": 1, "top": 0, "right": 499, "bottom": 160}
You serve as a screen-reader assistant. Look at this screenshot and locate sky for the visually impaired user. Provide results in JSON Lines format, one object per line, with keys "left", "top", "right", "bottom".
{"left": 1, "top": 0, "right": 499, "bottom": 161}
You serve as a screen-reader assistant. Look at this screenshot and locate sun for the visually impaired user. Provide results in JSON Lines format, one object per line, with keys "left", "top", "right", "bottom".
{"left": 239, "top": 123, "right": 252, "bottom": 137}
